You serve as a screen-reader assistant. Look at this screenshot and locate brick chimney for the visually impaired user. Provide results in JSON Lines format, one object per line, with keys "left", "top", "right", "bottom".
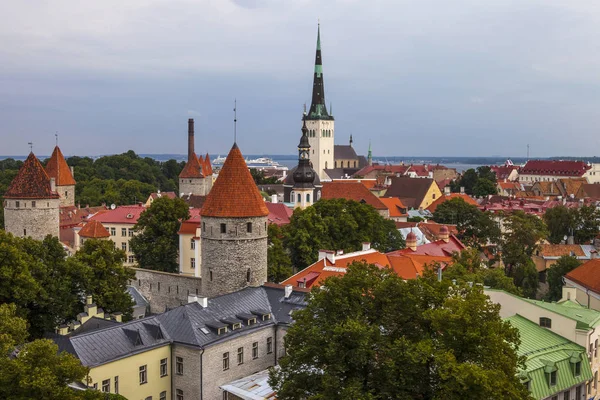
{"left": 188, "top": 118, "right": 195, "bottom": 161}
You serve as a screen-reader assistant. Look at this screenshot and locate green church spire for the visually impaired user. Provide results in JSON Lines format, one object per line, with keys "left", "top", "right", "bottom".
{"left": 307, "top": 22, "right": 333, "bottom": 121}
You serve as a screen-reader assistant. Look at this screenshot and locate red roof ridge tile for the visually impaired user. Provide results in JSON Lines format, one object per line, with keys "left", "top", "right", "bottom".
{"left": 79, "top": 220, "right": 110, "bottom": 238}
{"left": 4, "top": 153, "right": 60, "bottom": 199}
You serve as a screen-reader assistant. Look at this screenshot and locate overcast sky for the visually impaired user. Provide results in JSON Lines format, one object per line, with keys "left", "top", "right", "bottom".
{"left": 1, "top": 0, "right": 600, "bottom": 158}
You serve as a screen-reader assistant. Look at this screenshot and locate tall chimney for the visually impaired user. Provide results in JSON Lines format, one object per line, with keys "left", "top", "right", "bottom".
{"left": 188, "top": 118, "right": 195, "bottom": 161}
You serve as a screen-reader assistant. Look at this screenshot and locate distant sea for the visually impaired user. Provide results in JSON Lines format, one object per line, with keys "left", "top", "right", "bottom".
{"left": 2, "top": 154, "right": 596, "bottom": 173}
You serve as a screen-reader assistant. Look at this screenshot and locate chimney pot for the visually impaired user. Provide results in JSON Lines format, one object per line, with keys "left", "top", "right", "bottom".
{"left": 50, "top": 177, "right": 56, "bottom": 192}
{"left": 284, "top": 284, "right": 293, "bottom": 298}
{"left": 362, "top": 242, "right": 371, "bottom": 251}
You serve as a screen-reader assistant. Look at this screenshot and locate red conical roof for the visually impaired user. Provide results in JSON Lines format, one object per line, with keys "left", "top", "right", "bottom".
{"left": 201, "top": 143, "right": 268, "bottom": 218}
{"left": 45, "top": 146, "right": 76, "bottom": 186}
{"left": 204, "top": 153, "right": 213, "bottom": 175}
{"left": 179, "top": 152, "right": 204, "bottom": 179}
{"left": 4, "top": 153, "right": 59, "bottom": 199}
{"left": 79, "top": 220, "right": 110, "bottom": 238}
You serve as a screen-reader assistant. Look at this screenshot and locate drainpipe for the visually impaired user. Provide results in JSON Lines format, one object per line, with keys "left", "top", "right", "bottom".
{"left": 274, "top": 326, "right": 278, "bottom": 365}
{"left": 199, "top": 348, "right": 204, "bottom": 400}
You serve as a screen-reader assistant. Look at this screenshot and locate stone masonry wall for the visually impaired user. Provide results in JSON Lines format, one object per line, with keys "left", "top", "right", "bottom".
{"left": 179, "top": 177, "right": 209, "bottom": 196}
{"left": 172, "top": 344, "right": 202, "bottom": 400}
{"left": 3, "top": 198, "right": 60, "bottom": 241}
{"left": 57, "top": 185, "right": 75, "bottom": 207}
{"left": 200, "top": 216, "right": 268, "bottom": 298}
{"left": 132, "top": 268, "right": 202, "bottom": 313}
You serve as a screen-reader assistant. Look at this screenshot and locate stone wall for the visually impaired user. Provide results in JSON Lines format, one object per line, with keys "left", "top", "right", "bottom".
{"left": 3, "top": 198, "right": 60, "bottom": 240}
{"left": 57, "top": 185, "right": 75, "bottom": 207}
{"left": 200, "top": 216, "right": 268, "bottom": 298}
{"left": 131, "top": 268, "right": 202, "bottom": 313}
{"left": 179, "top": 177, "right": 210, "bottom": 197}
{"left": 172, "top": 344, "right": 202, "bottom": 400}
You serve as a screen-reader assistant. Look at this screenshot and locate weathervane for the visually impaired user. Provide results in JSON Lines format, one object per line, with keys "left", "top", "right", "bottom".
{"left": 233, "top": 99, "right": 237, "bottom": 143}
{"left": 28, "top": 142, "right": 33, "bottom": 152}
{"left": 55, "top": 132, "right": 58, "bottom": 146}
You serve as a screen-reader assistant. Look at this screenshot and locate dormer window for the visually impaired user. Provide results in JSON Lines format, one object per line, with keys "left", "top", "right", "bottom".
{"left": 549, "top": 370, "right": 557, "bottom": 386}
{"left": 247, "top": 318, "right": 257, "bottom": 325}
{"left": 575, "top": 361, "right": 581, "bottom": 376}
{"left": 218, "top": 327, "right": 227, "bottom": 335}
{"left": 262, "top": 313, "right": 271, "bottom": 321}
{"left": 232, "top": 323, "right": 242, "bottom": 330}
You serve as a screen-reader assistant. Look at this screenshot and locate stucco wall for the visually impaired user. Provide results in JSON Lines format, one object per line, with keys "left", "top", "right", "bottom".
{"left": 179, "top": 231, "right": 201, "bottom": 277}
{"left": 201, "top": 216, "right": 268, "bottom": 298}
{"left": 3, "top": 198, "right": 60, "bottom": 240}
{"left": 103, "top": 222, "right": 137, "bottom": 265}
{"left": 306, "top": 119, "right": 334, "bottom": 181}
{"left": 132, "top": 268, "right": 202, "bottom": 313}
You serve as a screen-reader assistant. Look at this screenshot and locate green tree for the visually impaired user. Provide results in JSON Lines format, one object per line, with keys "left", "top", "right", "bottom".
{"left": 574, "top": 205, "right": 600, "bottom": 244}
{"left": 267, "top": 224, "right": 293, "bottom": 283}
{"left": 284, "top": 199, "right": 404, "bottom": 270}
{"left": 270, "top": 262, "right": 532, "bottom": 400}
{"left": 543, "top": 205, "right": 576, "bottom": 244}
{"left": 472, "top": 178, "right": 497, "bottom": 197}
{"left": 450, "top": 167, "right": 497, "bottom": 196}
{"left": 75, "top": 239, "right": 135, "bottom": 320}
{"left": 130, "top": 197, "right": 191, "bottom": 273}
{"left": 545, "top": 255, "right": 581, "bottom": 301}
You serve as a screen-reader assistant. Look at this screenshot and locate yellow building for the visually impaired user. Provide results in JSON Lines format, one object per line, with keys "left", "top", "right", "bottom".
{"left": 178, "top": 209, "right": 202, "bottom": 277}
{"left": 383, "top": 177, "right": 442, "bottom": 210}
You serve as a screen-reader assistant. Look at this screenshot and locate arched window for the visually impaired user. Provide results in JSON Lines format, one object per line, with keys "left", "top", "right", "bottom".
{"left": 306, "top": 193, "right": 310, "bottom": 203}
{"left": 297, "top": 193, "right": 301, "bottom": 203}
{"left": 325, "top": 161, "right": 328, "bottom": 169}
{"left": 317, "top": 190, "right": 321, "bottom": 200}
{"left": 247, "top": 269, "right": 251, "bottom": 282}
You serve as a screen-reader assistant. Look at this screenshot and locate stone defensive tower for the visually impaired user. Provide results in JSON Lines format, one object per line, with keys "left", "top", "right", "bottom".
{"left": 3, "top": 152, "right": 60, "bottom": 240}
{"left": 200, "top": 143, "right": 269, "bottom": 298}
{"left": 179, "top": 119, "right": 212, "bottom": 196}
{"left": 45, "top": 145, "right": 76, "bottom": 207}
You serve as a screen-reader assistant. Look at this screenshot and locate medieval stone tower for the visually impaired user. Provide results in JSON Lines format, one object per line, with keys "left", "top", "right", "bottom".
{"left": 45, "top": 145, "right": 76, "bottom": 207}
{"left": 200, "top": 143, "right": 269, "bottom": 298}
{"left": 179, "top": 118, "right": 212, "bottom": 196}
{"left": 305, "top": 23, "right": 334, "bottom": 180}
{"left": 3, "top": 152, "right": 60, "bottom": 240}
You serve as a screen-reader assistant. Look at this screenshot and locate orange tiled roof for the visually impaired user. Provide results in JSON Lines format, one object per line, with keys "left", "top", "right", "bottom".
{"left": 179, "top": 152, "right": 204, "bottom": 179}
{"left": 178, "top": 208, "right": 201, "bottom": 234}
{"left": 322, "top": 181, "right": 387, "bottom": 210}
{"left": 204, "top": 153, "right": 213, "bottom": 175}
{"left": 537, "top": 244, "right": 585, "bottom": 258}
{"left": 4, "top": 153, "right": 60, "bottom": 199}
{"left": 45, "top": 146, "right": 76, "bottom": 186}
{"left": 201, "top": 143, "right": 269, "bottom": 218}
{"left": 565, "top": 259, "right": 600, "bottom": 294}
{"left": 388, "top": 254, "right": 452, "bottom": 279}
{"left": 378, "top": 197, "right": 407, "bottom": 217}
{"left": 426, "top": 193, "right": 478, "bottom": 213}
{"left": 79, "top": 220, "right": 110, "bottom": 238}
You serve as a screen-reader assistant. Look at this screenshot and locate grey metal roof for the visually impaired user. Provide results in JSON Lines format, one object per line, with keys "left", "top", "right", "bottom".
{"left": 334, "top": 145, "right": 358, "bottom": 160}
{"left": 54, "top": 286, "right": 307, "bottom": 367}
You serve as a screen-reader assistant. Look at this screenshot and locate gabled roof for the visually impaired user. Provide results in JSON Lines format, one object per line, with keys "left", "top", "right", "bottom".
{"left": 565, "top": 259, "right": 600, "bottom": 294}
{"left": 520, "top": 160, "right": 590, "bottom": 177}
{"left": 354, "top": 164, "right": 410, "bottom": 178}
{"left": 4, "top": 152, "right": 60, "bottom": 199}
{"left": 387, "top": 254, "right": 452, "bottom": 279}
{"left": 45, "top": 146, "right": 76, "bottom": 186}
{"left": 79, "top": 220, "right": 110, "bottom": 238}
{"left": 426, "top": 193, "right": 478, "bottom": 213}
{"left": 490, "top": 164, "right": 519, "bottom": 180}
{"left": 378, "top": 197, "right": 408, "bottom": 217}
{"left": 179, "top": 152, "right": 204, "bottom": 179}
{"left": 322, "top": 181, "right": 387, "bottom": 210}
{"left": 181, "top": 194, "right": 206, "bottom": 209}
{"left": 578, "top": 184, "right": 600, "bottom": 199}
{"left": 388, "top": 235, "right": 465, "bottom": 257}
{"left": 203, "top": 153, "right": 213, "bottom": 175}
{"left": 178, "top": 208, "right": 201, "bottom": 235}
{"left": 149, "top": 191, "right": 177, "bottom": 200}
{"left": 266, "top": 202, "right": 293, "bottom": 226}
{"left": 201, "top": 143, "right": 269, "bottom": 218}
{"left": 89, "top": 204, "right": 146, "bottom": 225}
{"left": 536, "top": 244, "right": 587, "bottom": 259}
{"left": 384, "top": 177, "right": 435, "bottom": 209}
{"left": 334, "top": 145, "right": 358, "bottom": 160}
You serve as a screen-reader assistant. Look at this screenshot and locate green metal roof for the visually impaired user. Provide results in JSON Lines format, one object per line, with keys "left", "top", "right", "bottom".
{"left": 524, "top": 298, "right": 600, "bottom": 330}
{"left": 507, "top": 315, "right": 592, "bottom": 400}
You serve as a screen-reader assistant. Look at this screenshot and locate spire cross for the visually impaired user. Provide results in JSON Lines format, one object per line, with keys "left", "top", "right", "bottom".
{"left": 233, "top": 99, "right": 237, "bottom": 143}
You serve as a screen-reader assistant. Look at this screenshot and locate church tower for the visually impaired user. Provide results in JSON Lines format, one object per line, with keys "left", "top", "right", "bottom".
{"left": 179, "top": 119, "right": 210, "bottom": 196}
{"left": 45, "top": 146, "right": 76, "bottom": 207}
{"left": 3, "top": 152, "right": 60, "bottom": 240}
{"left": 200, "top": 143, "right": 269, "bottom": 298}
{"left": 305, "top": 23, "right": 334, "bottom": 180}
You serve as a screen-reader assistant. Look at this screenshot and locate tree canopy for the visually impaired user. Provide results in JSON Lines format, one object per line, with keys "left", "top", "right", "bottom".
{"left": 269, "top": 262, "right": 532, "bottom": 400}
{"left": 543, "top": 205, "right": 600, "bottom": 245}
{"left": 282, "top": 199, "right": 405, "bottom": 270}
{"left": 450, "top": 166, "right": 497, "bottom": 196}
{"left": 545, "top": 255, "right": 581, "bottom": 302}
{"left": 130, "top": 196, "right": 191, "bottom": 273}
{"left": 267, "top": 224, "right": 293, "bottom": 283}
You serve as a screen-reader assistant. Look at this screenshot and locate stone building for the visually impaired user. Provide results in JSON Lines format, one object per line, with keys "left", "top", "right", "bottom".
{"left": 200, "top": 143, "right": 269, "bottom": 298}
{"left": 45, "top": 145, "right": 76, "bottom": 207}
{"left": 179, "top": 118, "right": 213, "bottom": 196}
{"left": 283, "top": 115, "right": 322, "bottom": 208}
{"left": 3, "top": 152, "right": 60, "bottom": 240}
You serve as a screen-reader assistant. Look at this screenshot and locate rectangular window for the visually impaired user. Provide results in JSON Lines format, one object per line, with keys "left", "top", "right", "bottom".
{"left": 31, "top": 201, "right": 36, "bottom": 207}
{"left": 539, "top": 317, "right": 552, "bottom": 328}
{"left": 102, "top": 379, "right": 110, "bottom": 393}
{"left": 267, "top": 337, "right": 273, "bottom": 354}
{"left": 15, "top": 201, "right": 20, "bottom": 208}
{"left": 128, "top": 255, "right": 135, "bottom": 263}
{"left": 191, "top": 239, "right": 195, "bottom": 249}
{"left": 237, "top": 347, "right": 244, "bottom": 365}
{"left": 247, "top": 222, "right": 252, "bottom": 233}
{"left": 121, "top": 228, "right": 126, "bottom": 236}
{"left": 563, "top": 390, "right": 569, "bottom": 400}
{"left": 160, "top": 392, "right": 167, "bottom": 400}
{"left": 121, "top": 242, "right": 127, "bottom": 251}
{"left": 110, "top": 227, "right": 116, "bottom": 236}
{"left": 576, "top": 385, "right": 582, "bottom": 399}
{"left": 176, "top": 356, "right": 183, "bottom": 375}
{"left": 114, "top": 376, "right": 119, "bottom": 394}
{"left": 176, "top": 389, "right": 184, "bottom": 400}
{"left": 253, "top": 342, "right": 258, "bottom": 359}
{"left": 575, "top": 361, "right": 581, "bottom": 376}
{"left": 160, "top": 358, "right": 168, "bottom": 377}
{"left": 191, "top": 258, "right": 196, "bottom": 269}
{"left": 550, "top": 370, "right": 557, "bottom": 386}
{"left": 223, "top": 352, "right": 229, "bottom": 370}
{"left": 139, "top": 365, "right": 147, "bottom": 384}
{"left": 220, "top": 223, "right": 226, "bottom": 233}
{"left": 128, "top": 229, "right": 134, "bottom": 237}
{"left": 595, "top": 371, "right": 598, "bottom": 389}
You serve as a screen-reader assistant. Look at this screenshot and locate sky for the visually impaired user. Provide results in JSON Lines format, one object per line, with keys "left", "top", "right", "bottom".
{"left": 1, "top": 0, "right": 600, "bottom": 158}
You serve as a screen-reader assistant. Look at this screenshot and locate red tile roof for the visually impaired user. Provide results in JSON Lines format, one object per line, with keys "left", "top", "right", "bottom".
{"left": 426, "top": 193, "right": 478, "bottom": 213}
{"left": 266, "top": 203, "right": 293, "bottom": 226}
{"left": 388, "top": 254, "right": 452, "bottom": 279}
{"left": 79, "top": 220, "right": 110, "bottom": 238}
{"left": 536, "top": 244, "right": 586, "bottom": 258}
{"left": 45, "top": 146, "right": 76, "bottom": 186}
{"left": 178, "top": 208, "right": 201, "bottom": 235}
{"left": 179, "top": 152, "right": 204, "bottom": 179}
{"left": 354, "top": 164, "right": 410, "bottom": 177}
{"left": 491, "top": 164, "right": 519, "bottom": 180}
{"left": 519, "top": 160, "right": 590, "bottom": 177}
{"left": 201, "top": 144, "right": 269, "bottom": 218}
{"left": 203, "top": 153, "right": 213, "bottom": 176}
{"left": 89, "top": 204, "right": 146, "bottom": 225}
{"left": 322, "top": 181, "right": 387, "bottom": 210}
{"left": 565, "top": 259, "right": 600, "bottom": 294}
{"left": 388, "top": 235, "right": 465, "bottom": 257}
{"left": 379, "top": 197, "right": 408, "bottom": 217}
{"left": 4, "top": 153, "right": 60, "bottom": 199}
{"left": 60, "top": 206, "right": 107, "bottom": 228}
{"left": 149, "top": 191, "right": 177, "bottom": 200}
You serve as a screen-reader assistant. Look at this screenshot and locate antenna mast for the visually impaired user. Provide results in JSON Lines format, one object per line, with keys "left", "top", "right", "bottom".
{"left": 527, "top": 143, "right": 530, "bottom": 159}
